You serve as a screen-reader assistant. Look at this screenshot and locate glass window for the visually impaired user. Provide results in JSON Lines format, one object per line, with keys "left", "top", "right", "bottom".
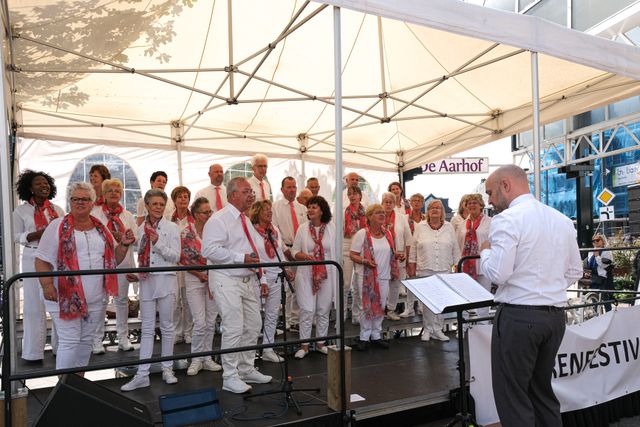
{"left": 524, "top": 0, "right": 566, "bottom": 26}
{"left": 608, "top": 96, "right": 640, "bottom": 119}
{"left": 572, "top": 0, "right": 636, "bottom": 31}
{"left": 625, "top": 26, "right": 640, "bottom": 45}
{"left": 572, "top": 108, "right": 606, "bottom": 130}
{"left": 484, "top": 0, "right": 517, "bottom": 11}
{"left": 544, "top": 119, "right": 565, "bottom": 139}
{"left": 68, "top": 154, "right": 141, "bottom": 213}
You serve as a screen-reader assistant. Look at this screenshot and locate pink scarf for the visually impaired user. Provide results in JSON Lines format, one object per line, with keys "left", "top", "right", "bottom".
{"left": 101, "top": 203, "right": 125, "bottom": 233}
{"left": 309, "top": 222, "right": 328, "bottom": 295}
{"left": 138, "top": 216, "right": 161, "bottom": 280}
{"left": 29, "top": 197, "right": 58, "bottom": 231}
{"left": 57, "top": 214, "right": 117, "bottom": 320}
{"left": 254, "top": 223, "right": 278, "bottom": 260}
{"left": 361, "top": 228, "right": 399, "bottom": 320}
{"left": 462, "top": 215, "right": 482, "bottom": 278}
{"left": 344, "top": 203, "right": 366, "bottom": 238}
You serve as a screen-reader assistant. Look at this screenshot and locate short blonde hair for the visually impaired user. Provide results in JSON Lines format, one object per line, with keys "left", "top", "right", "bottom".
{"left": 101, "top": 178, "right": 123, "bottom": 193}
{"left": 365, "top": 203, "right": 384, "bottom": 225}
{"left": 465, "top": 193, "right": 485, "bottom": 208}
{"left": 381, "top": 192, "right": 396, "bottom": 204}
{"left": 426, "top": 198, "right": 445, "bottom": 225}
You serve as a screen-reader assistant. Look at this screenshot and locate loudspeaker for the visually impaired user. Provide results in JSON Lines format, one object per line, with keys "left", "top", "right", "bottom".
{"left": 34, "top": 374, "right": 153, "bottom": 427}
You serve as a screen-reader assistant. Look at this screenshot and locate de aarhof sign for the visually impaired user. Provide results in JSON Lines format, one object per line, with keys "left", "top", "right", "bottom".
{"left": 422, "top": 157, "right": 489, "bottom": 174}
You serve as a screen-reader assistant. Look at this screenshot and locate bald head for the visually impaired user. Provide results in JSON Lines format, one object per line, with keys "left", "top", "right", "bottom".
{"left": 345, "top": 172, "right": 359, "bottom": 188}
{"left": 297, "top": 188, "right": 313, "bottom": 206}
{"left": 485, "top": 165, "right": 530, "bottom": 213}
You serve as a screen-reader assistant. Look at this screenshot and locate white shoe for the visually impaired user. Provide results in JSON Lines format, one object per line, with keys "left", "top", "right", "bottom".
{"left": 432, "top": 330, "right": 450, "bottom": 342}
{"left": 203, "top": 359, "right": 222, "bottom": 371}
{"left": 262, "top": 350, "right": 284, "bottom": 363}
{"left": 184, "top": 336, "right": 192, "bottom": 344}
{"left": 173, "top": 359, "right": 188, "bottom": 370}
{"left": 223, "top": 377, "right": 252, "bottom": 394}
{"left": 316, "top": 345, "right": 328, "bottom": 355}
{"left": 118, "top": 337, "right": 134, "bottom": 352}
{"left": 92, "top": 342, "right": 105, "bottom": 355}
{"left": 399, "top": 308, "right": 415, "bottom": 318}
{"left": 386, "top": 311, "right": 400, "bottom": 321}
{"left": 240, "top": 368, "right": 272, "bottom": 384}
{"left": 294, "top": 348, "right": 308, "bottom": 359}
{"left": 162, "top": 368, "right": 178, "bottom": 384}
{"left": 121, "top": 374, "right": 149, "bottom": 392}
{"left": 187, "top": 361, "right": 202, "bottom": 376}
{"left": 420, "top": 331, "right": 431, "bottom": 341}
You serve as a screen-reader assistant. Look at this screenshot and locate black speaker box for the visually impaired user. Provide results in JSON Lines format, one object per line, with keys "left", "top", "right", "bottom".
{"left": 34, "top": 374, "right": 153, "bottom": 427}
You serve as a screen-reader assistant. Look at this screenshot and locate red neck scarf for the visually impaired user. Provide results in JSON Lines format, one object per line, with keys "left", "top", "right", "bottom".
{"left": 180, "top": 222, "right": 206, "bottom": 267}
{"left": 254, "top": 223, "right": 278, "bottom": 260}
{"left": 57, "top": 214, "right": 117, "bottom": 320}
{"left": 309, "top": 222, "right": 328, "bottom": 295}
{"left": 344, "top": 203, "right": 366, "bottom": 238}
{"left": 384, "top": 211, "right": 396, "bottom": 242}
{"left": 29, "top": 197, "right": 59, "bottom": 231}
{"left": 172, "top": 209, "right": 194, "bottom": 226}
{"left": 361, "top": 227, "right": 399, "bottom": 320}
{"left": 95, "top": 196, "right": 105, "bottom": 206}
{"left": 101, "top": 203, "right": 125, "bottom": 233}
{"left": 138, "top": 216, "right": 161, "bottom": 280}
{"left": 462, "top": 214, "right": 483, "bottom": 278}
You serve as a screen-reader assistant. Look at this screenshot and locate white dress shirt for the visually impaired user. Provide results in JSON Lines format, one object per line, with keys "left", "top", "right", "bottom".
{"left": 202, "top": 204, "right": 264, "bottom": 278}
{"left": 195, "top": 184, "right": 228, "bottom": 213}
{"left": 409, "top": 221, "right": 459, "bottom": 272}
{"left": 136, "top": 194, "right": 174, "bottom": 221}
{"left": 35, "top": 218, "right": 112, "bottom": 313}
{"left": 13, "top": 202, "right": 65, "bottom": 248}
{"left": 248, "top": 175, "right": 272, "bottom": 202}
{"left": 271, "top": 198, "right": 307, "bottom": 247}
{"left": 91, "top": 205, "right": 138, "bottom": 268}
{"left": 479, "top": 194, "right": 583, "bottom": 306}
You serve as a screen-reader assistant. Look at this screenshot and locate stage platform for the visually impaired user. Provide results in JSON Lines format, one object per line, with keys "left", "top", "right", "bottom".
{"left": 15, "top": 317, "right": 462, "bottom": 426}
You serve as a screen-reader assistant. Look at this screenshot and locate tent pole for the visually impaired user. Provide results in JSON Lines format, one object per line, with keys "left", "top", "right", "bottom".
{"left": 531, "top": 51, "right": 541, "bottom": 200}
{"left": 333, "top": 5, "right": 343, "bottom": 337}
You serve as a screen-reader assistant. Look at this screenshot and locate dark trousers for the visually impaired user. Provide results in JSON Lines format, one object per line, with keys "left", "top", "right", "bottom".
{"left": 491, "top": 305, "right": 565, "bottom": 427}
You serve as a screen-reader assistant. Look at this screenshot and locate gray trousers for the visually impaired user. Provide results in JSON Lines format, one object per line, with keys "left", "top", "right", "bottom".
{"left": 491, "top": 304, "right": 565, "bottom": 427}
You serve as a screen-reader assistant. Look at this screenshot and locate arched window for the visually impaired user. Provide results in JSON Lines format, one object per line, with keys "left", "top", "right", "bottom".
{"left": 223, "top": 162, "right": 271, "bottom": 185}
{"left": 68, "top": 154, "right": 141, "bottom": 212}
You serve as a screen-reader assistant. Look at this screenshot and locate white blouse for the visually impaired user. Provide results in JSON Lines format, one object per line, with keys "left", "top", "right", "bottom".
{"left": 13, "top": 202, "right": 65, "bottom": 248}
{"left": 409, "top": 221, "right": 460, "bottom": 272}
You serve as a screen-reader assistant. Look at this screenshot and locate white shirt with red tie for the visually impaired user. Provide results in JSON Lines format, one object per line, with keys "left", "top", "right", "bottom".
{"left": 195, "top": 184, "right": 228, "bottom": 213}
{"left": 271, "top": 198, "right": 307, "bottom": 247}
{"left": 248, "top": 175, "right": 272, "bottom": 202}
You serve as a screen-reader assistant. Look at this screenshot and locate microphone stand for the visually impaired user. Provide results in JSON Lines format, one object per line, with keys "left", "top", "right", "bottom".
{"left": 244, "top": 227, "right": 320, "bottom": 415}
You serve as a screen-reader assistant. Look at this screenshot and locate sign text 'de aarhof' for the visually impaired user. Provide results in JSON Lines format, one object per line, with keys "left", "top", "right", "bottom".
{"left": 422, "top": 158, "right": 489, "bottom": 174}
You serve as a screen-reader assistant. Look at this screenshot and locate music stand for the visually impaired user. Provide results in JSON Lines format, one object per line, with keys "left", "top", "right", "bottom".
{"left": 244, "top": 229, "right": 320, "bottom": 415}
{"left": 402, "top": 273, "right": 493, "bottom": 427}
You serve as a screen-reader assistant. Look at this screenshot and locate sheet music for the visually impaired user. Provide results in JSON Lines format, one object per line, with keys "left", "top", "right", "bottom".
{"left": 440, "top": 273, "right": 494, "bottom": 302}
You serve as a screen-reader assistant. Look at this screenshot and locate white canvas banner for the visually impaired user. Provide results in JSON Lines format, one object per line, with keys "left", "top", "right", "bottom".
{"left": 469, "top": 306, "right": 640, "bottom": 426}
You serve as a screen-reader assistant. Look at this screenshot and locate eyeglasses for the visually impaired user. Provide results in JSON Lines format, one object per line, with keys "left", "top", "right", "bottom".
{"left": 70, "top": 197, "right": 92, "bottom": 204}
{"left": 105, "top": 188, "right": 122, "bottom": 194}
{"left": 592, "top": 239, "right": 602, "bottom": 243}
{"left": 197, "top": 210, "right": 213, "bottom": 215}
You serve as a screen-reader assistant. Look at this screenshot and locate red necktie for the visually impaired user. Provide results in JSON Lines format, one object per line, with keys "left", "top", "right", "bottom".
{"left": 215, "top": 186, "right": 223, "bottom": 211}
{"left": 289, "top": 201, "right": 299, "bottom": 235}
{"left": 259, "top": 181, "right": 266, "bottom": 200}
{"left": 240, "top": 213, "right": 263, "bottom": 279}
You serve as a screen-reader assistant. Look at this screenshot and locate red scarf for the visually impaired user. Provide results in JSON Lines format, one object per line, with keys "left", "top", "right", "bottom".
{"left": 384, "top": 211, "right": 396, "bottom": 243}
{"left": 309, "top": 222, "right": 328, "bottom": 295}
{"left": 95, "top": 196, "right": 105, "bottom": 206}
{"left": 462, "top": 215, "right": 483, "bottom": 278}
{"left": 180, "top": 222, "right": 206, "bottom": 267}
{"left": 101, "top": 203, "right": 125, "bottom": 233}
{"left": 408, "top": 212, "right": 423, "bottom": 235}
{"left": 361, "top": 228, "right": 399, "bottom": 320}
{"left": 138, "top": 216, "right": 161, "bottom": 280}
{"left": 57, "top": 214, "right": 117, "bottom": 320}
{"left": 254, "top": 223, "right": 278, "bottom": 260}
{"left": 29, "top": 197, "right": 59, "bottom": 231}
{"left": 344, "top": 203, "right": 366, "bottom": 238}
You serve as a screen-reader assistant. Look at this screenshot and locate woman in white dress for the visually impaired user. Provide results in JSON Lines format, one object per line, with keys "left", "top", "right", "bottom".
{"left": 343, "top": 186, "right": 366, "bottom": 324}
{"left": 408, "top": 198, "right": 460, "bottom": 341}
{"left": 35, "top": 182, "right": 134, "bottom": 371}
{"left": 90, "top": 178, "right": 137, "bottom": 354}
{"left": 13, "top": 170, "right": 64, "bottom": 362}
{"left": 291, "top": 196, "right": 336, "bottom": 359}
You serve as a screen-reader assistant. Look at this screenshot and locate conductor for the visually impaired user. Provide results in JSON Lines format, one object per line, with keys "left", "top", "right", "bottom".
{"left": 479, "top": 165, "right": 582, "bottom": 427}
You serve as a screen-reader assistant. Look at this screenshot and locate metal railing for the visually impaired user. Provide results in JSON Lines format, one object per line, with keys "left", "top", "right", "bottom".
{"left": 1, "top": 260, "right": 348, "bottom": 427}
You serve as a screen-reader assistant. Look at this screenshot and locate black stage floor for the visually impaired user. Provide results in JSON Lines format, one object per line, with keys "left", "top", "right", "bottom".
{"left": 15, "top": 317, "right": 461, "bottom": 426}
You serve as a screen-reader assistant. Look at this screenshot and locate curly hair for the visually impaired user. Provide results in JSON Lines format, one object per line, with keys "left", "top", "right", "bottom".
{"left": 16, "top": 170, "right": 57, "bottom": 201}
{"left": 307, "top": 195, "right": 332, "bottom": 223}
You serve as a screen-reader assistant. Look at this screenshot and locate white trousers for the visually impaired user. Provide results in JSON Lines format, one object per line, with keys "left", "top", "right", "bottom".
{"left": 185, "top": 277, "right": 219, "bottom": 363}
{"left": 51, "top": 308, "right": 103, "bottom": 370}
{"left": 357, "top": 276, "right": 389, "bottom": 341}
{"left": 210, "top": 272, "right": 261, "bottom": 380}
{"left": 418, "top": 269, "right": 446, "bottom": 333}
{"left": 93, "top": 274, "right": 131, "bottom": 347}
{"left": 138, "top": 278, "right": 176, "bottom": 376}
{"left": 21, "top": 249, "right": 48, "bottom": 360}
{"left": 255, "top": 275, "right": 282, "bottom": 349}
{"left": 386, "top": 265, "right": 407, "bottom": 311}
{"left": 298, "top": 276, "right": 333, "bottom": 344}
{"left": 173, "top": 273, "right": 193, "bottom": 341}
{"left": 341, "top": 239, "right": 359, "bottom": 319}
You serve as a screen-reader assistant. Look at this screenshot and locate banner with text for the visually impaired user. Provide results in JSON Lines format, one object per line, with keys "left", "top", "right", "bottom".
{"left": 469, "top": 306, "right": 640, "bottom": 426}
{"left": 613, "top": 162, "right": 640, "bottom": 187}
{"left": 421, "top": 157, "right": 489, "bottom": 174}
